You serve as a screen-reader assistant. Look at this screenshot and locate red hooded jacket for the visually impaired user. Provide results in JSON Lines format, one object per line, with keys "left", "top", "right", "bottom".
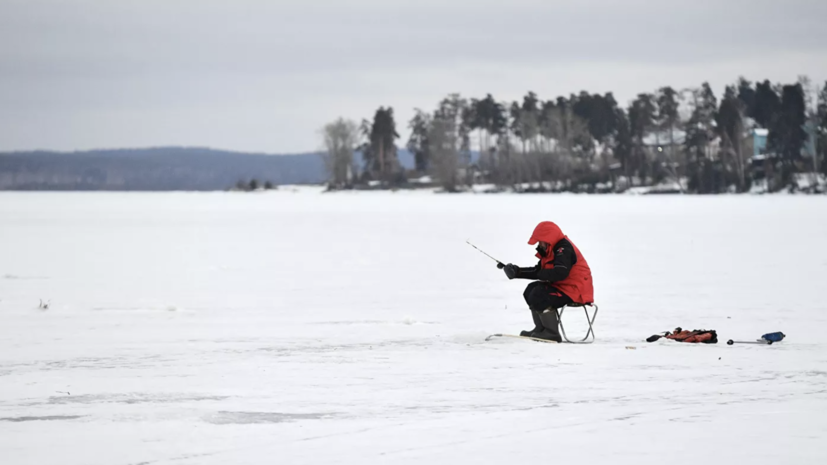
{"left": 528, "top": 221, "right": 594, "bottom": 304}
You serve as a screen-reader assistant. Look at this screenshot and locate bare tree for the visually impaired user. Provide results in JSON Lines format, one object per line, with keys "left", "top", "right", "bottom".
{"left": 428, "top": 117, "right": 460, "bottom": 192}
{"left": 799, "top": 75, "right": 822, "bottom": 179}
{"left": 426, "top": 95, "right": 472, "bottom": 190}
{"left": 537, "top": 102, "right": 590, "bottom": 188}
{"left": 321, "top": 118, "right": 359, "bottom": 189}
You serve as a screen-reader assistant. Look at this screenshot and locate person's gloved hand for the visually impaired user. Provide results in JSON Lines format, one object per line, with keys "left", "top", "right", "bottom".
{"left": 503, "top": 264, "right": 518, "bottom": 280}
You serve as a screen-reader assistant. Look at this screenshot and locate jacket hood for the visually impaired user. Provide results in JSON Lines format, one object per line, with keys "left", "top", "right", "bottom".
{"left": 528, "top": 221, "right": 565, "bottom": 246}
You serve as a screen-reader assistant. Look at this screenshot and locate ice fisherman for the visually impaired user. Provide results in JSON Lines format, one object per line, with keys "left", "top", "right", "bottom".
{"left": 499, "top": 221, "right": 594, "bottom": 342}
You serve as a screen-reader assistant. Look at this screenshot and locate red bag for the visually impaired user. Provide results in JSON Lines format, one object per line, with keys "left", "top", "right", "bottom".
{"left": 647, "top": 327, "right": 718, "bottom": 344}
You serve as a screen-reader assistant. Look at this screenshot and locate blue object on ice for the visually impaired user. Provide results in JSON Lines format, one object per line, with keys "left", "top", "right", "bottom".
{"left": 761, "top": 332, "right": 786, "bottom": 342}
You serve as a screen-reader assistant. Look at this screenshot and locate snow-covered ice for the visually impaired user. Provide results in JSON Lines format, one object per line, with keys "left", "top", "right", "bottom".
{"left": 1, "top": 191, "right": 826, "bottom": 464}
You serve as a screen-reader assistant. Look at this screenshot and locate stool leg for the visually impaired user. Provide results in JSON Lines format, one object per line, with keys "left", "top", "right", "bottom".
{"left": 557, "top": 304, "right": 598, "bottom": 344}
{"left": 582, "top": 304, "right": 598, "bottom": 343}
{"left": 557, "top": 306, "right": 571, "bottom": 343}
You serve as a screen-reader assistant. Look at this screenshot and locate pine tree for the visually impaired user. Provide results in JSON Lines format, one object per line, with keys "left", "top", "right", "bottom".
{"left": 511, "top": 92, "right": 540, "bottom": 153}
{"left": 509, "top": 101, "right": 524, "bottom": 151}
{"left": 753, "top": 80, "right": 780, "bottom": 128}
{"left": 628, "top": 93, "right": 657, "bottom": 182}
{"left": 737, "top": 77, "right": 757, "bottom": 119}
{"left": 656, "top": 86, "right": 682, "bottom": 187}
{"left": 769, "top": 84, "right": 807, "bottom": 163}
{"left": 766, "top": 83, "right": 806, "bottom": 189}
{"left": 613, "top": 108, "right": 634, "bottom": 179}
{"left": 359, "top": 107, "right": 400, "bottom": 183}
{"left": 596, "top": 93, "right": 620, "bottom": 143}
{"left": 407, "top": 109, "right": 432, "bottom": 172}
{"left": 817, "top": 81, "right": 827, "bottom": 174}
{"left": 717, "top": 86, "right": 748, "bottom": 192}
{"left": 629, "top": 93, "right": 657, "bottom": 139}
{"left": 469, "top": 94, "right": 506, "bottom": 173}
{"left": 657, "top": 87, "right": 680, "bottom": 135}
{"left": 684, "top": 83, "right": 718, "bottom": 193}
{"left": 571, "top": 92, "right": 619, "bottom": 146}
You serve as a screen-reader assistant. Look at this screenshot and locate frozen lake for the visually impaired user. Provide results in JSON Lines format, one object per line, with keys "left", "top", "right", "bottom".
{"left": 1, "top": 190, "right": 826, "bottom": 464}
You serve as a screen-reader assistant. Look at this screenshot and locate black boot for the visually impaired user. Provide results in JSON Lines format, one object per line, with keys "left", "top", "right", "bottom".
{"left": 520, "top": 310, "right": 543, "bottom": 337}
{"left": 532, "top": 309, "right": 563, "bottom": 342}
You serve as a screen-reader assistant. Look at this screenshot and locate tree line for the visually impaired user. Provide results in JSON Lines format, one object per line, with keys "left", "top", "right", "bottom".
{"left": 322, "top": 77, "right": 827, "bottom": 193}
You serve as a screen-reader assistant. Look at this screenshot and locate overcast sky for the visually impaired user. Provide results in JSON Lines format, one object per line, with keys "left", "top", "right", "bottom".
{"left": 1, "top": 0, "right": 825, "bottom": 153}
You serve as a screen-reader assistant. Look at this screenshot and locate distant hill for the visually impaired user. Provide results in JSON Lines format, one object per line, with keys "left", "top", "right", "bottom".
{"left": 0, "top": 148, "right": 310, "bottom": 190}
{"left": 0, "top": 147, "right": 461, "bottom": 190}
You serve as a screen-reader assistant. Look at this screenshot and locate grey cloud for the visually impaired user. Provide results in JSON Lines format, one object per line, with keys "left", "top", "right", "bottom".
{"left": 0, "top": 0, "right": 825, "bottom": 151}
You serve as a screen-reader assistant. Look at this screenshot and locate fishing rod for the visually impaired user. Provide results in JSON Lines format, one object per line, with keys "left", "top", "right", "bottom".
{"left": 466, "top": 240, "right": 505, "bottom": 268}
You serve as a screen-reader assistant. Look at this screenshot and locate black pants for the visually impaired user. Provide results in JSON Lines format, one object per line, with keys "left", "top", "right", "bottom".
{"left": 523, "top": 281, "right": 573, "bottom": 311}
